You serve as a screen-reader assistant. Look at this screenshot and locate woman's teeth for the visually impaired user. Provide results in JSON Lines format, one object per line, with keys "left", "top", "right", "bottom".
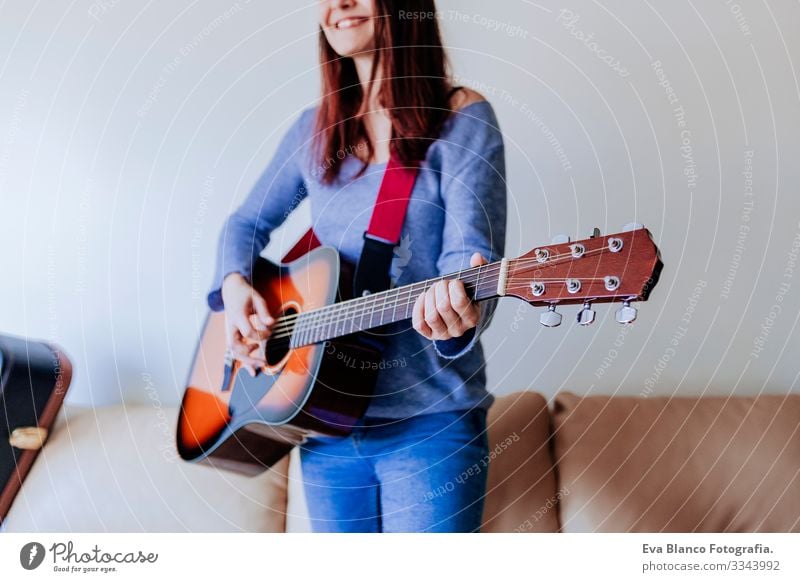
{"left": 336, "top": 18, "right": 365, "bottom": 29}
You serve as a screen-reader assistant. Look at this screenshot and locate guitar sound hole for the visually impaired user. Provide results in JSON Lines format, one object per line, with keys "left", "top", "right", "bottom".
{"left": 264, "top": 306, "right": 296, "bottom": 366}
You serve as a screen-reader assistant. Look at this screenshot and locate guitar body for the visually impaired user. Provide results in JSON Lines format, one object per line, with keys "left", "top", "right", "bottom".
{"left": 177, "top": 246, "right": 383, "bottom": 476}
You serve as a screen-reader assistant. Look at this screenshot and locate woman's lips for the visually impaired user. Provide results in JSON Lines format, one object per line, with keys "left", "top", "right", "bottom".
{"left": 335, "top": 17, "right": 368, "bottom": 30}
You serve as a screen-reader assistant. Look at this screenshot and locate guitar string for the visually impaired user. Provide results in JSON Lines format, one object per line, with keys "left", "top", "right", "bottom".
{"left": 262, "top": 245, "right": 625, "bottom": 343}
{"left": 269, "top": 242, "right": 613, "bottom": 335}
{"left": 267, "top": 245, "right": 620, "bottom": 342}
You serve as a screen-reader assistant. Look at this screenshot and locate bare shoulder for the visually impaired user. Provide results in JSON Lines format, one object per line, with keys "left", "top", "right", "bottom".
{"left": 449, "top": 87, "right": 487, "bottom": 111}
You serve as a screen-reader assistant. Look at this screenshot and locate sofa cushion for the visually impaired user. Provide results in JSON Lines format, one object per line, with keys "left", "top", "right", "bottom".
{"left": 553, "top": 392, "right": 800, "bottom": 532}
{"left": 3, "top": 404, "right": 289, "bottom": 532}
{"left": 285, "top": 391, "right": 559, "bottom": 533}
{"left": 481, "top": 391, "right": 559, "bottom": 532}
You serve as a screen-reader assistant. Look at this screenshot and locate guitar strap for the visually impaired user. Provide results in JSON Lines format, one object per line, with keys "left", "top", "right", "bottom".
{"left": 281, "top": 152, "right": 420, "bottom": 299}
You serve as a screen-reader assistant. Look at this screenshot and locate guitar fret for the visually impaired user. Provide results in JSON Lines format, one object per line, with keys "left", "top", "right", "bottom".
{"left": 348, "top": 296, "right": 356, "bottom": 335}
{"left": 300, "top": 313, "right": 309, "bottom": 347}
{"left": 367, "top": 295, "right": 375, "bottom": 331}
{"left": 350, "top": 295, "right": 358, "bottom": 334}
{"left": 345, "top": 301, "right": 352, "bottom": 335}
{"left": 317, "top": 310, "right": 326, "bottom": 344}
{"left": 317, "top": 314, "right": 323, "bottom": 342}
{"left": 315, "top": 309, "right": 323, "bottom": 343}
{"left": 344, "top": 299, "right": 352, "bottom": 335}
{"left": 306, "top": 309, "right": 316, "bottom": 345}
{"left": 474, "top": 264, "right": 484, "bottom": 301}
{"left": 405, "top": 284, "right": 418, "bottom": 321}
{"left": 318, "top": 313, "right": 327, "bottom": 344}
{"left": 340, "top": 302, "right": 347, "bottom": 336}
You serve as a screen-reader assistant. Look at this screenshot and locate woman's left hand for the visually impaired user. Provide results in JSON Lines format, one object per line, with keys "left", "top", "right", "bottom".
{"left": 412, "top": 252, "right": 488, "bottom": 341}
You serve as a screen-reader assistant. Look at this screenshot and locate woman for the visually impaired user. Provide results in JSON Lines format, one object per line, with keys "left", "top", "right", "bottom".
{"left": 208, "top": 0, "right": 506, "bottom": 532}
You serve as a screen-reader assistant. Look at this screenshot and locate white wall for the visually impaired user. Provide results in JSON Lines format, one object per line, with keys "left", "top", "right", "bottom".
{"left": 0, "top": 1, "right": 798, "bottom": 407}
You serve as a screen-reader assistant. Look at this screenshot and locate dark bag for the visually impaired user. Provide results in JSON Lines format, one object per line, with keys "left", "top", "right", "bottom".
{"left": 0, "top": 334, "right": 72, "bottom": 523}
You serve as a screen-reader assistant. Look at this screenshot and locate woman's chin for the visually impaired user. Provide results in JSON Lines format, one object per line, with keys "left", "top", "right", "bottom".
{"left": 327, "top": 36, "right": 374, "bottom": 59}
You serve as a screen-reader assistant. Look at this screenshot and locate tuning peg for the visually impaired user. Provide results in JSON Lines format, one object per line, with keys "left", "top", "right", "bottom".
{"left": 551, "top": 233, "right": 570, "bottom": 244}
{"left": 590, "top": 227, "right": 601, "bottom": 238}
{"left": 540, "top": 304, "right": 562, "bottom": 327}
{"left": 622, "top": 222, "right": 645, "bottom": 232}
{"left": 615, "top": 300, "right": 638, "bottom": 324}
{"left": 577, "top": 302, "right": 596, "bottom": 326}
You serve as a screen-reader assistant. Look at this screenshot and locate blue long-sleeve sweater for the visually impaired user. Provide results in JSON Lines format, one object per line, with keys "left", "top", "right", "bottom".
{"left": 207, "top": 100, "right": 507, "bottom": 419}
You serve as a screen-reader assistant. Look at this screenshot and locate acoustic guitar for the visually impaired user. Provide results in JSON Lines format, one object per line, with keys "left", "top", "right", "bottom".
{"left": 177, "top": 225, "right": 662, "bottom": 475}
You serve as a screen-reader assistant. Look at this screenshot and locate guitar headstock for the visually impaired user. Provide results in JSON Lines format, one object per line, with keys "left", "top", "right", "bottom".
{"left": 505, "top": 225, "right": 662, "bottom": 326}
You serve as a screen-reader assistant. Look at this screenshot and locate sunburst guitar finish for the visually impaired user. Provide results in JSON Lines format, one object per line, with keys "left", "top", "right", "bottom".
{"left": 177, "top": 247, "right": 383, "bottom": 476}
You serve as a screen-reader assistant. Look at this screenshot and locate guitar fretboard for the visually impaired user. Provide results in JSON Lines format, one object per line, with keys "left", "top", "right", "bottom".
{"left": 287, "top": 261, "right": 504, "bottom": 348}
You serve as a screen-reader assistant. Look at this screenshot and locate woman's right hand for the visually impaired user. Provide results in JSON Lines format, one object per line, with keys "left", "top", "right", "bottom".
{"left": 221, "top": 273, "right": 276, "bottom": 376}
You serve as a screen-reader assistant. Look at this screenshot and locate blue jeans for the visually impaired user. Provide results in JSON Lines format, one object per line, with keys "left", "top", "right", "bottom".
{"left": 299, "top": 408, "right": 489, "bottom": 533}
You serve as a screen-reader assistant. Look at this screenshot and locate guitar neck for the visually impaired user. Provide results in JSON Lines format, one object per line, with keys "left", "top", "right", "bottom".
{"left": 288, "top": 260, "right": 506, "bottom": 348}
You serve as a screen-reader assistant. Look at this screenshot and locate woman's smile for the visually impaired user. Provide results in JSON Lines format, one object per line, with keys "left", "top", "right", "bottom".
{"left": 335, "top": 16, "right": 369, "bottom": 30}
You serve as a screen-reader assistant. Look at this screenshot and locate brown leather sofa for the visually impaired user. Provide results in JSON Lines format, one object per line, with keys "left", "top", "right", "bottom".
{"left": 480, "top": 391, "right": 800, "bottom": 533}
{"left": 4, "top": 391, "right": 799, "bottom": 532}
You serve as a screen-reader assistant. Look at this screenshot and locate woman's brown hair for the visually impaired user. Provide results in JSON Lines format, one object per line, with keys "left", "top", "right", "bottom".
{"left": 315, "top": 0, "right": 452, "bottom": 183}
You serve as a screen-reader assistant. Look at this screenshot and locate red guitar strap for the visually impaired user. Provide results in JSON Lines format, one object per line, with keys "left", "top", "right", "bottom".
{"left": 281, "top": 228, "right": 322, "bottom": 263}
{"left": 282, "top": 153, "right": 419, "bottom": 297}
{"left": 364, "top": 154, "right": 420, "bottom": 244}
